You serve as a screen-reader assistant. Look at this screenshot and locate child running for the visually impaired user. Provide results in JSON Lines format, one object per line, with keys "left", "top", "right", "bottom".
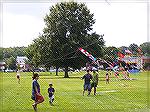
{"left": 106, "top": 71, "right": 110, "bottom": 84}
{"left": 16, "top": 70, "right": 20, "bottom": 84}
{"left": 48, "top": 83, "right": 55, "bottom": 106}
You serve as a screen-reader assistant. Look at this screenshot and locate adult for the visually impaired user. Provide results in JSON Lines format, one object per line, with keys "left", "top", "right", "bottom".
{"left": 31, "top": 73, "right": 44, "bottom": 112}
{"left": 91, "top": 68, "right": 99, "bottom": 95}
{"left": 81, "top": 70, "right": 93, "bottom": 96}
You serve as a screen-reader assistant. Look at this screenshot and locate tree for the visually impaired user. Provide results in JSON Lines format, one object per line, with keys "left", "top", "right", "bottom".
{"left": 0, "top": 47, "right": 3, "bottom": 61}
{"left": 5, "top": 56, "right": 16, "bottom": 70}
{"left": 3, "top": 47, "right": 27, "bottom": 70}
{"left": 140, "top": 42, "right": 150, "bottom": 56}
{"left": 103, "top": 46, "right": 119, "bottom": 63}
{"left": 28, "top": 2, "right": 105, "bottom": 77}
{"left": 129, "top": 43, "right": 139, "bottom": 55}
{"left": 26, "top": 42, "right": 41, "bottom": 71}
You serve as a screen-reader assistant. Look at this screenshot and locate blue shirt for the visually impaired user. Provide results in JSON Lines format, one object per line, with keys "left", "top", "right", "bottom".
{"left": 82, "top": 73, "right": 93, "bottom": 84}
{"left": 48, "top": 87, "right": 55, "bottom": 97}
{"left": 32, "top": 79, "right": 40, "bottom": 96}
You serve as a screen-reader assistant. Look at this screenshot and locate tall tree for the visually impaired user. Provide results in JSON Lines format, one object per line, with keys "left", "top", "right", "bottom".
{"left": 28, "top": 2, "right": 105, "bottom": 77}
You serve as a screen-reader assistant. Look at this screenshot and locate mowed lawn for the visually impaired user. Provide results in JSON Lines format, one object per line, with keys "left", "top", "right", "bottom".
{"left": 0, "top": 70, "right": 150, "bottom": 112}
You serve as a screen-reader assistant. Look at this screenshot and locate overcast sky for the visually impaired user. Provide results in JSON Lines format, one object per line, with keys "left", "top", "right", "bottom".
{"left": 1, "top": 0, "right": 149, "bottom": 48}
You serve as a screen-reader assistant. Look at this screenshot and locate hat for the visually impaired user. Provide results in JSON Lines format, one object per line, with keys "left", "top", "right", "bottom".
{"left": 49, "top": 82, "right": 53, "bottom": 86}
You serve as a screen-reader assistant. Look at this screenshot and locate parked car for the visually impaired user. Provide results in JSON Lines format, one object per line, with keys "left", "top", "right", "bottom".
{"left": 33, "top": 68, "right": 46, "bottom": 72}
{"left": 5, "top": 69, "right": 14, "bottom": 72}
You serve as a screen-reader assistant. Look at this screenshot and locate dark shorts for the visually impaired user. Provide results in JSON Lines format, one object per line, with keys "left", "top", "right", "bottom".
{"left": 91, "top": 82, "right": 97, "bottom": 88}
{"left": 17, "top": 75, "right": 20, "bottom": 79}
{"left": 84, "top": 83, "right": 91, "bottom": 91}
{"left": 106, "top": 79, "right": 109, "bottom": 81}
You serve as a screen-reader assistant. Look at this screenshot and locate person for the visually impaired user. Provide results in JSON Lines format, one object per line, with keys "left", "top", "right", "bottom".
{"left": 16, "top": 70, "right": 20, "bottom": 84}
{"left": 31, "top": 73, "right": 44, "bottom": 112}
{"left": 48, "top": 83, "right": 55, "bottom": 106}
{"left": 91, "top": 68, "right": 99, "bottom": 95}
{"left": 81, "top": 70, "right": 93, "bottom": 96}
{"left": 106, "top": 71, "right": 110, "bottom": 84}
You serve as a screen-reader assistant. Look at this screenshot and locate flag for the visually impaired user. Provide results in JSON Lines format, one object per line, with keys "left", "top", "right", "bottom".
{"left": 118, "top": 52, "right": 125, "bottom": 58}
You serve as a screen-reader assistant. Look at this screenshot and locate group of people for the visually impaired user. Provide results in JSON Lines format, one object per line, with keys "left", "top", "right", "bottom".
{"left": 30, "top": 69, "right": 111, "bottom": 111}
{"left": 81, "top": 69, "right": 99, "bottom": 96}
{"left": 31, "top": 73, "right": 55, "bottom": 112}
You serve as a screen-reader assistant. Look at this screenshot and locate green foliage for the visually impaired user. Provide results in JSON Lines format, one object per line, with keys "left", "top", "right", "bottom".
{"left": 27, "top": 2, "right": 105, "bottom": 77}
{"left": 2, "top": 47, "right": 27, "bottom": 69}
{"left": 0, "top": 47, "right": 3, "bottom": 61}
{"left": 103, "top": 46, "right": 118, "bottom": 62}
{"left": 129, "top": 43, "right": 139, "bottom": 55}
{"left": 5, "top": 56, "right": 16, "bottom": 69}
{"left": 143, "top": 62, "right": 150, "bottom": 70}
{"left": 140, "top": 42, "right": 150, "bottom": 56}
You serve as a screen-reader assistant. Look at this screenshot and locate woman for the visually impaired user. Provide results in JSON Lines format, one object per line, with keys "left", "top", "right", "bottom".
{"left": 31, "top": 73, "right": 44, "bottom": 112}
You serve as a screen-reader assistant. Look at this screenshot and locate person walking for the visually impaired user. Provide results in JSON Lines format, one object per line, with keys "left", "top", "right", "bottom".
{"left": 106, "top": 71, "right": 110, "bottom": 84}
{"left": 48, "top": 83, "right": 55, "bottom": 106}
{"left": 31, "top": 73, "right": 44, "bottom": 112}
{"left": 91, "top": 68, "right": 99, "bottom": 95}
{"left": 81, "top": 70, "right": 93, "bottom": 96}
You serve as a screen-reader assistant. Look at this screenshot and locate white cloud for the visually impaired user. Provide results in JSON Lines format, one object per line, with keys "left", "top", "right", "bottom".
{"left": 2, "top": 2, "right": 148, "bottom": 48}
{"left": 3, "top": 12, "right": 45, "bottom": 47}
{"left": 87, "top": 2, "right": 147, "bottom": 47}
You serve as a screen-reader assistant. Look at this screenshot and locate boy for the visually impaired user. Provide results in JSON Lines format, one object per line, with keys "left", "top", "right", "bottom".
{"left": 91, "top": 68, "right": 99, "bottom": 95}
{"left": 48, "top": 83, "right": 55, "bottom": 106}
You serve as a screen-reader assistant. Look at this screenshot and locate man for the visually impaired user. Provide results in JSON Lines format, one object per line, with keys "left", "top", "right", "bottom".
{"left": 91, "top": 68, "right": 99, "bottom": 95}
{"left": 81, "top": 70, "right": 93, "bottom": 96}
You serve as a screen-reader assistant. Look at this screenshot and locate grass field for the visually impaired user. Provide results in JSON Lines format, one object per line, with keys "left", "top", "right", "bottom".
{"left": 0, "top": 71, "right": 150, "bottom": 112}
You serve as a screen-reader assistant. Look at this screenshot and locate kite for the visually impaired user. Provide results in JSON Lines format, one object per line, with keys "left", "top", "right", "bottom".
{"left": 78, "top": 47, "right": 96, "bottom": 61}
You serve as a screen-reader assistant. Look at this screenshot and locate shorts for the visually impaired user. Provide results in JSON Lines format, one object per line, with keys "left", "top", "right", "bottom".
{"left": 17, "top": 75, "right": 20, "bottom": 79}
{"left": 106, "top": 79, "right": 109, "bottom": 81}
{"left": 84, "top": 83, "right": 91, "bottom": 91}
{"left": 91, "top": 82, "right": 97, "bottom": 88}
{"left": 49, "top": 95, "right": 54, "bottom": 102}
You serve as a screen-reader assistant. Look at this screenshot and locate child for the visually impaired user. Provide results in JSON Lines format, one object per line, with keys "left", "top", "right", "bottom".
{"left": 106, "top": 72, "right": 109, "bottom": 84}
{"left": 16, "top": 70, "right": 20, "bottom": 84}
{"left": 48, "top": 83, "right": 55, "bottom": 106}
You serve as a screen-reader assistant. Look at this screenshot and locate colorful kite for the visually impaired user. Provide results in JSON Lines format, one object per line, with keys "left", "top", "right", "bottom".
{"left": 78, "top": 48, "right": 96, "bottom": 61}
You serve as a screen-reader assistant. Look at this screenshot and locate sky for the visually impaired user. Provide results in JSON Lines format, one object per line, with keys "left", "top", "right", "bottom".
{"left": 1, "top": 0, "right": 149, "bottom": 48}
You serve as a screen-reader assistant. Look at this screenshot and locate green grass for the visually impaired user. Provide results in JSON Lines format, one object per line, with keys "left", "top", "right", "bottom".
{"left": 0, "top": 71, "right": 150, "bottom": 112}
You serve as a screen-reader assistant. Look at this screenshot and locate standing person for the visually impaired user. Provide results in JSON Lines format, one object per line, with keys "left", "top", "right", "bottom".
{"left": 31, "top": 73, "right": 44, "bottom": 112}
{"left": 106, "top": 71, "right": 110, "bottom": 84}
{"left": 16, "top": 70, "right": 20, "bottom": 84}
{"left": 91, "top": 68, "right": 99, "bottom": 95}
{"left": 48, "top": 83, "right": 55, "bottom": 106}
{"left": 81, "top": 70, "right": 93, "bottom": 96}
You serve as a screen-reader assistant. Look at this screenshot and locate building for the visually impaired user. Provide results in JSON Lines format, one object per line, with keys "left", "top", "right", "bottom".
{"left": 16, "top": 56, "right": 28, "bottom": 70}
{"left": 122, "top": 56, "right": 150, "bottom": 70}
